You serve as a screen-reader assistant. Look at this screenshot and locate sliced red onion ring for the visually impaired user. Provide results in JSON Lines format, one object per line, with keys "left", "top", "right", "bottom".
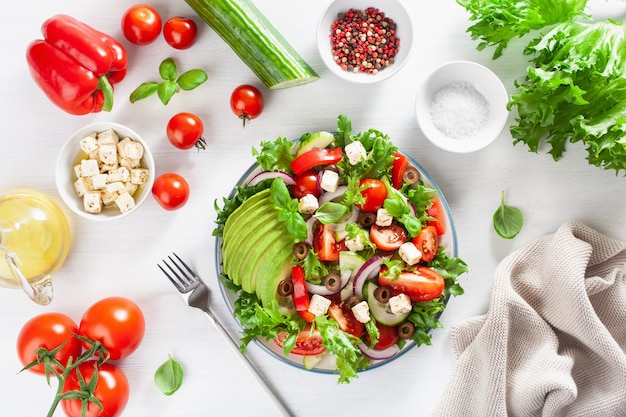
{"left": 305, "top": 270, "right": 352, "bottom": 296}
{"left": 353, "top": 255, "right": 386, "bottom": 299}
{"left": 248, "top": 170, "right": 295, "bottom": 186}
{"left": 357, "top": 342, "right": 400, "bottom": 360}
{"left": 319, "top": 185, "right": 348, "bottom": 205}
{"left": 305, "top": 216, "right": 317, "bottom": 246}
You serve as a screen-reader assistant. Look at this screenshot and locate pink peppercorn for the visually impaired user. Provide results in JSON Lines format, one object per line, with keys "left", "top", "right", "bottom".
{"left": 329, "top": 7, "right": 400, "bottom": 74}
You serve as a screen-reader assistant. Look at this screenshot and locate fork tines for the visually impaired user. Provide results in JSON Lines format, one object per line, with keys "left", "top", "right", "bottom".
{"left": 158, "top": 252, "right": 200, "bottom": 293}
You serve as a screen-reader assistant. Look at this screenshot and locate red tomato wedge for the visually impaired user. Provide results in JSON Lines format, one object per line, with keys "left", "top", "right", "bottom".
{"left": 290, "top": 147, "right": 342, "bottom": 176}
{"left": 379, "top": 266, "right": 445, "bottom": 302}
{"left": 391, "top": 153, "right": 408, "bottom": 189}
{"left": 412, "top": 225, "right": 439, "bottom": 262}
{"left": 365, "top": 322, "right": 399, "bottom": 350}
{"left": 275, "top": 325, "right": 326, "bottom": 356}
{"left": 427, "top": 199, "right": 446, "bottom": 235}
{"left": 291, "top": 265, "right": 315, "bottom": 323}
{"left": 370, "top": 223, "right": 407, "bottom": 251}
{"left": 313, "top": 222, "right": 342, "bottom": 262}
{"left": 328, "top": 302, "right": 364, "bottom": 338}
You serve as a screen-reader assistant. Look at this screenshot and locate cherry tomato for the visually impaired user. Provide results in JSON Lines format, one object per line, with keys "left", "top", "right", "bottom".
{"left": 121, "top": 4, "right": 162, "bottom": 45}
{"left": 290, "top": 147, "right": 343, "bottom": 176}
{"left": 313, "top": 222, "right": 346, "bottom": 262}
{"left": 163, "top": 17, "right": 197, "bottom": 50}
{"left": 62, "top": 360, "right": 129, "bottom": 417}
{"left": 370, "top": 223, "right": 407, "bottom": 251}
{"left": 327, "top": 302, "right": 364, "bottom": 338}
{"left": 152, "top": 173, "right": 190, "bottom": 211}
{"left": 412, "top": 225, "right": 439, "bottom": 262}
{"left": 391, "top": 153, "right": 408, "bottom": 189}
{"left": 230, "top": 84, "right": 264, "bottom": 126}
{"left": 357, "top": 178, "right": 387, "bottom": 212}
{"left": 365, "top": 322, "right": 399, "bottom": 350}
{"left": 291, "top": 170, "right": 320, "bottom": 199}
{"left": 427, "top": 198, "right": 446, "bottom": 235}
{"left": 79, "top": 297, "right": 145, "bottom": 360}
{"left": 275, "top": 325, "right": 326, "bottom": 356}
{"left": 379, "top": 266, "right": 445, "bottom": 302}
{"left": 16, "top": 313, "right": 82, "bottom": 375}
{"left": 166, "top": 112, "right": 205, "bottom": 150}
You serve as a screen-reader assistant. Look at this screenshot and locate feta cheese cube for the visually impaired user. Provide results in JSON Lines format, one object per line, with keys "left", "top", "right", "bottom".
{"left": 116, "top": 137, "right": 132, "bottom": 159}
{"left": 100, "top": 189, "right": 118, "bottom": 206}
{"left": 83, "top": 191, "right": 102, "bottom": 214}
{"left": 97, "top": 129, "right": 119, "bottom": 145}
{"left": 298, "top": 194, "right": 319, "bottom": 215}
{"left": 99, "top": 144, "right": 118, "bottom": 165}
{"left": 73, "top": 164, "right": 82, "bottom": 179}
{"left": 320, "top": 170, "right": 340, "bottom": 193}
{"left": 80, "top": 159, "right": 99, "bottom": 177}
{"left": 119, "top": 157, "right": 140, "bottom": 170}
{"left": 398, "top": 242, "right": 422, "bottom": 265}
{"left": 74, "top": 178, "right": 90, "bottom": 197}
{"left": 130, "top": 168, "right": 149, "bottom": 185}
{"left": 345, "top": 140, "right": 367, "bottom": 165}
{"left": 106, "top": 181, "right": 124, "bottom": 194}
{"left": 115, "top": 191, "right": 135, "bottom": 213}
{"left": 121, "top": 140, "right": 144, "bottom": 160}
{"left": 345, "top": 232, "right": 365, "bottom": 252}
{"left": 122, "top": 182, "right": 138, "bottom": 196}
{"left": 308, "top": 294, "right": 331, "bottom": 317}
{"left": 99, "top": 162, "right": 117, "bottom": 174}
{"left": 376, "top": 208, "right": 393, "bottom": 227}
{"left": 79, "top": 133, "right": 98, "bottom": 154}
{"left": 389, "top": 293, "right": 412, "bottom": 315}
{"left": 90, "top": 173, "right": 108, "bottom": 190}
{"left": 351, "top": 301, "right": 371, "bottom": 323}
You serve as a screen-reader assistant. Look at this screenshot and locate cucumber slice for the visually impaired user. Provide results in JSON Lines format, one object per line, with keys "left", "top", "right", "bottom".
{"left": 339, "top": 251, "right": 366, "bottom": 299}
{"left": 302, "top": 353, "right": 327, "bottom": 370}
{"left": 296, "top": 131, "right": 335, "bottom": 156}
{"left": 365, "top": 282, "right": 410, "bottom": 326}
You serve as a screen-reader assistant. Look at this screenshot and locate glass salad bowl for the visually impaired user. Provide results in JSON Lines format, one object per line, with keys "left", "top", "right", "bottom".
{"left": 215, "top": 143, "right": 459, "bottom": 377}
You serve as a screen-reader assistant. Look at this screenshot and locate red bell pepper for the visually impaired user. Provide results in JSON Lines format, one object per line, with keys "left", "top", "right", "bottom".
{"left": 26, "top": 15, "right": 128, "bottom": 115}
{"left": 290, "top": 147, "right": 343, "bottom": 176}
{"left": 291, "top": 265, "right": 315, "bottom": 323}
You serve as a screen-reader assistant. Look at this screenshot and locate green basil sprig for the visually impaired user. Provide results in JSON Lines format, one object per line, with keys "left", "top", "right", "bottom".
{"left": 130, "top": 58, "right": 207, "bottom": 105}
{"left": 493, "top": 191, "right": 523, "bottom": 239}
{"left": 270, "top": 178, "right": 307, "bottom": 241}
{"left": 154, "top": 354, "right": 184, "bottom": 396}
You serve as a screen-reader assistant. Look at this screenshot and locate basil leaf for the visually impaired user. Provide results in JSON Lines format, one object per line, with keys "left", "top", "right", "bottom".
{"left": 129, "top": 82, "right": 158, "bottom": 103}
{"left": 157, "top": 81, "right": 178, "bottom": 105}
{"left": 159, "top": 58, "right": 177, "bottom": 81}
{"left": 177, "top": 69, "right": 208, "bottom": 91}
{"left": 154, "top": 354, "right": 184, "bottom": 396}
{"left": 315, "top": 202, "right": 348, "bottom": 224}
{"left": 493, "top": 191, "right": 523, "bottom": 239}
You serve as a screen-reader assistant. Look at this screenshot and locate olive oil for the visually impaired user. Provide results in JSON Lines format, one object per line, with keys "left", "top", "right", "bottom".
{"left": 0, "top": 189, "right": 70, "bottom": 288}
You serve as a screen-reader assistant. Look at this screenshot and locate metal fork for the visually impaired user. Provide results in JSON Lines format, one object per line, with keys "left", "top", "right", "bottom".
{"left": 158, "top": 253, "right": 292, "bottom": 417}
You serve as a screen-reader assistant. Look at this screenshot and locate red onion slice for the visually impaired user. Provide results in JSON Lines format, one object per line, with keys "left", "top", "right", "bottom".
{"left": 305, "top": 216, "right": 317, "bottom": 246}
{"left": 248, "top": 171, "right": 295, "bottom": 186}
{"left": 319, "top": 185, "right": 348, "bottom": 205}
{"left": 305, "top": 270, "right": 352, "bottom": 296}
{"left": 353, "top": 255, "right": 386, "bottom": 299}
{"left": 357, "top": 343, "right": 400, "bottom": 360}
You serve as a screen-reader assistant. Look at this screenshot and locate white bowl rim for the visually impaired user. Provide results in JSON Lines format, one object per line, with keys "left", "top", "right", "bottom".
{"left": 316, "top": 0, "right": 414, "bottom": 84}
{"left": 415, "top": 60, "right": 510, "bottom": 153}
{"left": 55, "top": 121, "right": 155, "bottom": 222}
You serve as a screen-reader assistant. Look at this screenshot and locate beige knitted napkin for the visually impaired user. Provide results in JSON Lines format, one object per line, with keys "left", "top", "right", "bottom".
{"left": 432, "top": 222, "right": 626, "bottom": 417}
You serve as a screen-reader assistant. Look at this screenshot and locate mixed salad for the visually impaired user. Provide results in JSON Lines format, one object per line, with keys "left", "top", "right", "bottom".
{"left": 214, "top": 115, "right": 468, "bottom": 383}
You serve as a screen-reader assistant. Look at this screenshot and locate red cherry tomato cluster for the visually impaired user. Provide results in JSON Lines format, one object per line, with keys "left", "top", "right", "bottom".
{"left": 121, "top": 4, "right": 197, "bottom": 49}
{"left": 17, "top": 297, "right": 145, "bottom": 417}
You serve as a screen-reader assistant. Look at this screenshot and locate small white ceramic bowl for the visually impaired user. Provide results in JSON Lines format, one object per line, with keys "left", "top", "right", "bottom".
{"left": 415, "top": 61, "right": 509, "bottom": 153}
{"left": 317, "top": 0, "right": 413, "bottom": 83}
{"left": 56, "top": 122, "right": 155, "bottom": 221}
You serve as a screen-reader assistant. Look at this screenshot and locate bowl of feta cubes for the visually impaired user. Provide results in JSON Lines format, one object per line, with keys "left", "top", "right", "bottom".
{"left": 55, "top": 122, "right": 155, "bottom": 221}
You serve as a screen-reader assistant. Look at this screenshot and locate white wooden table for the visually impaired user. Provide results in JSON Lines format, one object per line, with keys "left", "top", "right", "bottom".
{"left": 1, "top": 1, "right": 625, "bottom": 416}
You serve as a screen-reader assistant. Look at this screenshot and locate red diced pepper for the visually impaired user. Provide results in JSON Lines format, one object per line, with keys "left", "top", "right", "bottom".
{"left": 290, "top": 147, "right": 343, "bottom": 176}
{"left": 291, "top": 265, "right": 315, "bottom": 323}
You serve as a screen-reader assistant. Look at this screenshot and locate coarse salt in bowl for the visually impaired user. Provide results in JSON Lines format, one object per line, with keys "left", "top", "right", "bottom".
{"left": 415, "top": 61, "right": 509, "bottom": 153}
{"left": 317, "top": 0, "right": 413, "bottom": 83}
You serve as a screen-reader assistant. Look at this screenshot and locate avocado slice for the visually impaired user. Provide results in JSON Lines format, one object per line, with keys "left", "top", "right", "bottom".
{"left": 255, "top": 246, "right": 294, "bottom": 307}
{"left": 222, "top": 189, "right": 270, "bottom": 234}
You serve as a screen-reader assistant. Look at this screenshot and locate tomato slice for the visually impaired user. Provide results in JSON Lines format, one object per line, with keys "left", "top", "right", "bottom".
{"left": 290, "top": 265, "right": 315, "bottom": 322}
{"left": 365, "top": 322, "right": 399, "bottom": 350}
{"left": 290, "top": 147, "right": 343, "bottom": 176}
{"left": 412, "top": 225, "right": 439, "bottom": 262}
{"left": 426, "top": 198, "right": 446, "bottom": 235}
{"left": 275, "top": 325, "right": 326, "bottom": 356}
{"left": 379, "top": 266, "right": 445, "bottom": 302}
{"left": 370, "top": 223, "right": 407, "bottom": 251}
{"left": 327, "top": 302, "right": 364, "bottom": 338}
{"left": 313, "top": 222, "right": 342, "bottom": 262}
{"left": 356, "top": 178, "right": 387, "bottom": 213}
{"left": 391, "top": 153, "right": 408, "bottom": 189}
